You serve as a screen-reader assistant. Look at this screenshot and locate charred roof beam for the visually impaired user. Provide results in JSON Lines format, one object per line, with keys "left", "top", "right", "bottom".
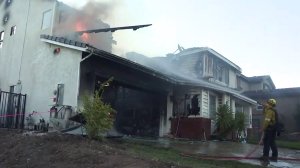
{"left": 76, "top": 24, "right": 152, "bottom": 35}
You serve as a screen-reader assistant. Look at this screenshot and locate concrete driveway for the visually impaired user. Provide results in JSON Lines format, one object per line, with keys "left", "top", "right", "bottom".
{"left": 126, "top": 137, "right": 300, "bottom": 168}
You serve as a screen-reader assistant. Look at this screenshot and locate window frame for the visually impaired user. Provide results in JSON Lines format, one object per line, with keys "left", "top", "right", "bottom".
{"left": 41, "top": 9, "right": 53, "bottom": 30}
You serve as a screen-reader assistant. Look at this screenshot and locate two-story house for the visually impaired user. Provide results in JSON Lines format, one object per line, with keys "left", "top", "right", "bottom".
{"left": 126, "top": 47, "right": 257, "bottom": 139}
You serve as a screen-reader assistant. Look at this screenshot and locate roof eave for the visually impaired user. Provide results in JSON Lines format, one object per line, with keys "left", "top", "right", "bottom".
{"left": 40, "top": 38, "right": 89, "bottom": 52}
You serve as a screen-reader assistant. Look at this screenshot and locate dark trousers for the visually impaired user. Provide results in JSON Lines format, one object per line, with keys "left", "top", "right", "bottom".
{"left": 263, "top": 128, "right": 278, "bottom": 157}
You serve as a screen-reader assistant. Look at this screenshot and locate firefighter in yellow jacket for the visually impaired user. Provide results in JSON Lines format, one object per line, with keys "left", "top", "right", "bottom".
{"left": 259, "top": 98, "right": 278, "bottom": 163}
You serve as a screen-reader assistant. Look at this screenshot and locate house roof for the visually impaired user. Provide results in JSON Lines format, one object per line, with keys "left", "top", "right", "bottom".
{"left": 175, "top": 47, "right": 242, "bottom": 72}
{"left": 241, "top": 75, "right": 276, "bottom": 89}
{"left": 244, "top": 87, "right": 300, "bottom": 98}
{"left": 40, "top": 34, "right": 256, "bottom": 104}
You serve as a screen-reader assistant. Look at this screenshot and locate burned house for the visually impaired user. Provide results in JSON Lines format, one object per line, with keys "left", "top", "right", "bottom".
{"left": 0, "top": 0, "right": 258, "bottom": 139}
{"left": 0, "top": 0, "right": 114, "bottom": 129}
{"left": 126, "top": 48, "right": 257, "bottom": 139}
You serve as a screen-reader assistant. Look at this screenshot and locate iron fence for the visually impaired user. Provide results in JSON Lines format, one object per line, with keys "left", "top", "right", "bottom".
{"left": 0, "top": 91, "right": 26, "bottom": 129}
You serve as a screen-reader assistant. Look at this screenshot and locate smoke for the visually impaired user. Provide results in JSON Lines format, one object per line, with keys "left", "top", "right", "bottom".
{"left": 125, "top": 51, "right": 200, "bottom": 83}
{"left": 79, "top": 0, "right": 118, "bottom": 22}
{"left": 54, "top": 0, "right": 119, "bottom": 52}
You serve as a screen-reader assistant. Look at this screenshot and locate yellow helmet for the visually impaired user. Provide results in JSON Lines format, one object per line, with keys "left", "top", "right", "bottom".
{"left": 268, "top": 98, "right": 276, "bottom": 106}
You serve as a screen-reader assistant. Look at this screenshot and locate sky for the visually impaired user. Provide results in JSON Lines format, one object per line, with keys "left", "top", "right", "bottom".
{"left": 59, "top": 0, "right": 300, "bottom": 89}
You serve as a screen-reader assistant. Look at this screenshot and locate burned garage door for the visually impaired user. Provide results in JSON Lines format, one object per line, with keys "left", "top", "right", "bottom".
{"left": 97, "top": 79, "right": 166, "bottom": 137}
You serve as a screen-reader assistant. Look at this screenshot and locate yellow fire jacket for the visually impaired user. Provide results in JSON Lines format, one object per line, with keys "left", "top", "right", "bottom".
{"left": 262, "top": 106, "right": 276, "bottom": 130}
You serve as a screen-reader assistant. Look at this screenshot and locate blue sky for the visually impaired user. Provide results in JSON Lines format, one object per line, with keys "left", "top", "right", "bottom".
{"left": 60, "top": 0, "right": 300, "bottom": 88}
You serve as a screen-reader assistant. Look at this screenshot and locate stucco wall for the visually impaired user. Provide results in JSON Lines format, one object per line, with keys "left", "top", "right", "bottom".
{"left": 0, "top": 0, "right": 82, "bottom": 122}
{"left": 22, "top": 44, "right": 81, "bottom": 120}
{"left": 0, "top": 0, "right": 55, "bottom": 90}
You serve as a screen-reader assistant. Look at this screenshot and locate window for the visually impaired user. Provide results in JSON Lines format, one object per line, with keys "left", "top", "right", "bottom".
{"left": 204, "top": 55, "right": 213, "bottom": 77}
{"left": 214, "top": 61, "right": 229, "bottom": 84}
{"left": 0, "top": 31, "right": 4, "bottom": 48}
{"left": 10, "top": 25, "right": 16, "bottom": 36}
{"left": 41, "top": 10, "right": 52, "bottom": 30}
{"left": 256, "top": 104, "right": 263, "bottom": 111}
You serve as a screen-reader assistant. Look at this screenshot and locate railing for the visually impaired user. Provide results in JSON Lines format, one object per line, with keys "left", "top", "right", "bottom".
{"left": 0, "top": 91, "right": 26, "bottom": 129}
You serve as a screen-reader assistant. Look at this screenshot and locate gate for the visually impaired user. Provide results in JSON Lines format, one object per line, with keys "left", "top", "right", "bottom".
{"left": 0, "top": 91, "right": 26, "bottom": 129}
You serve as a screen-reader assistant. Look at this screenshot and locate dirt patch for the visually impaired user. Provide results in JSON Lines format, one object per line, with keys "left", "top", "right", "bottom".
{"left": 0, "top": 129, "right": 184, "bottom": 168}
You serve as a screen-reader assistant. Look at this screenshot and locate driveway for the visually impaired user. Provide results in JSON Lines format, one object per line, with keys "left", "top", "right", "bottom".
{"left": 126, "top": 137, "right": 300, "bottom": 168}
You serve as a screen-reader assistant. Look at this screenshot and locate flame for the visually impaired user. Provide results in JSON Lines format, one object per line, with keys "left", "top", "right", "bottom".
{"left": 75, "top": 21, "right": 89, "bottom": 42}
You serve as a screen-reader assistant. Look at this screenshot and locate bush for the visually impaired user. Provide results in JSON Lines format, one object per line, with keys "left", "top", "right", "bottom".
{"left": 81, "top": 77, "right": 115, "bottom": 140}
{"left": 215, "top": 104, "right": 234, "bottom": 139}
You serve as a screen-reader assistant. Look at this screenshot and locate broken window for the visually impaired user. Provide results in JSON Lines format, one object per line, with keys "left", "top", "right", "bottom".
{"left": 10, "top": 25, "right": 16, "bottom": 36}
{"left": 214, "top": 61, "right": 229, "bottom": 84}
{"left": 0, "top": 31, "right": 4, "bottom": 48}
{"left": 41, "top": 9, "right": 52, "bottom": 30}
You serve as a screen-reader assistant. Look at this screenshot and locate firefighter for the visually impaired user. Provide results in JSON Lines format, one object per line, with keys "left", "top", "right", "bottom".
{"left": 259, "top": 98, "right": 278, "bottom": 163}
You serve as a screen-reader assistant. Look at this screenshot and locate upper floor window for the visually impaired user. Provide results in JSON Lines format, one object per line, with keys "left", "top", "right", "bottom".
{"left": 263, "top": 83, "right": 270, "bottom": 90}
{"left": 0, "top": 31, "right": 4, "bottom": 48}
{"left": 214, "top": 61, "right": 229, "bottom": 84}
{"left": 204, "top": 55, "right": 213, "bottom": 77}
{"left": 41, "top": 9, "right": 52, "bottom": 30}
{"left": 10, "top": 25, "right": 16, "bottom": 36}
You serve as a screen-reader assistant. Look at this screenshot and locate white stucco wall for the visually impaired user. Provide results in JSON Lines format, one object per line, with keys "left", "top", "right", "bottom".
{"left": 0, "top": 0, "right": 82, "bottom": 122}
{"left": 0, "top": 0, "right": 56, "bottom": 89}
{"left": 22, "top": 44, "right": 82, "bottom": 120}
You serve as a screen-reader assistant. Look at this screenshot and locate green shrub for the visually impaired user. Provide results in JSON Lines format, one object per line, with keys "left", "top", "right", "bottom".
{"left": 215, "top": 104, "right": 234, "bottom": 139}
{"left": 81, "top": 77, "right": 115, "bottom": 140}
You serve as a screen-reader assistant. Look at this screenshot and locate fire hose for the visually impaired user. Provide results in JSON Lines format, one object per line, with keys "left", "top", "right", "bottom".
{"left": 180, "top": 133, "right": 300, "bottom": 161}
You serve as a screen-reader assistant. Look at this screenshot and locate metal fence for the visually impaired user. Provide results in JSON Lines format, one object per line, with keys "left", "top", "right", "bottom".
{"left": 0, "top": 91, "right": 26, "bottom": 129}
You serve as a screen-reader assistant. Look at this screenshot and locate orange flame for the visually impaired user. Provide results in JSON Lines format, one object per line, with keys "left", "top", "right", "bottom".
{"left": 75, "top": 21, "right": 89, "bottom": 42}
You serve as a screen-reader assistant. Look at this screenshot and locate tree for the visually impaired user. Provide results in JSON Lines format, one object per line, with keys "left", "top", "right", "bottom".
{"left": 215, "top": 104, "right": 234, "bottom": 139}
{"left": 81, "top": 77, "right": 115, "bottom": 140}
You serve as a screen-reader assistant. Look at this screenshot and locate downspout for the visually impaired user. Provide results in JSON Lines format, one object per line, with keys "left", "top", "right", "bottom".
{"left": 81, "top": 49, "right": 94, "bottom": 63}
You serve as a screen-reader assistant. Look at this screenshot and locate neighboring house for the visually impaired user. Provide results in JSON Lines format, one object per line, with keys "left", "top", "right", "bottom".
{"left": 244, "top": 88, "right": 300, "bottom": 139}
{"left": 240, "top": 75, "right": 300, "bottom": 139}
{"left": 238, "top": 75, "right": 275, "bottom": 92}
